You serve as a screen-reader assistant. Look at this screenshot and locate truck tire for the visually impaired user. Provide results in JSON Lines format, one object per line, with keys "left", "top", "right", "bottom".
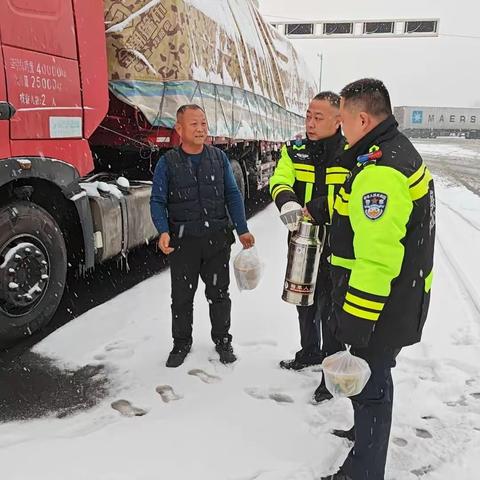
{"left": 0, "top": 201, "right": 67, "bottom": 347}
{"left": 231, "top": 159, "right": 246, "bottom": 200}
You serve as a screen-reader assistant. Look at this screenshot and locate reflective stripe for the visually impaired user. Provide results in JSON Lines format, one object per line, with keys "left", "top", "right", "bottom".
{"left": 292, "top": 145, "right": 306, "bottom": 151}
{"left": 410, "top": 168, "right": 432, "bottom": 201}
{"left": 334, "top": 196, "right": 349, "bottom": 216}
{"left": 425, "top": 270, "right": 433, "bottom": 293}
{"left": 345, "top": 292, "right": 384, "bottom": 311}
{"left": 293, "top": 163, "right": 315, "bottom": 172}
{"left": 338, "top": 187, "right": 350, "bottom": 201}
{"left": 408, "top": 164, "right": 426, "bottom": 187}
{"left": 343, "top": 302, "right": 380, "bottom": 321}
{"left": 326, "top": 166, "right": 349, "bottom": 185}
{"left": 326, "top": 173, "right": 349, "bottom": 184}
{"left": 295, "top": 171, "right": 315, "bottom": 183}
{"left": 330, "top": 254, "right": 354, "bottom": 270}
{"left": 327, "top": 184, "right": 335, "bottom": 222}
{"left": 272, "top": 185, "right": 294, "bottom": 200}
{"left": 326, "top": 167, "right": 350, "bottom": 174}
{"left": 369, "top": 145, "right": 380, "bottom": 153}
{"left": 305, "top": 182, "right": 313, "bottom": 203}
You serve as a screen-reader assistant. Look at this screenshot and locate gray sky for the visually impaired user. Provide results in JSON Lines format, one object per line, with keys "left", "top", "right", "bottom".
{"left": 259, "top": 0, "right": 480, "bottom": 108}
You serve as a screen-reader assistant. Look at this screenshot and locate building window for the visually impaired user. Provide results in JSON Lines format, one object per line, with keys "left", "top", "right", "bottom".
{"left": 363, "top": 22, "right": 394, "bottom": 34}
{"left": 286, "top": 23, "right": 314, "bottom": 35}
{"left": 323, "top": 23, "right": 353, "bottom": 35}
{"left": 405, "top": 21, "right": 438, "bottom": 34}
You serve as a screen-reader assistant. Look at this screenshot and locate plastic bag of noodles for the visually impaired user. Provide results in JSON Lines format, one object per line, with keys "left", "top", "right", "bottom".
{"left": 322, "top": 348, "right": 371, "bottom": 397}
{"left": 233, "top": 247, "right": 263, "bottom": 291}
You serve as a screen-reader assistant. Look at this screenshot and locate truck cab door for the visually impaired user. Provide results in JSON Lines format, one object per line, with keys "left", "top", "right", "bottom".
{"left": 0, "top": 0, "right": 82, "bottom": 142}
{"left": 0, "top": 45, "right": 12, "bottom": 159}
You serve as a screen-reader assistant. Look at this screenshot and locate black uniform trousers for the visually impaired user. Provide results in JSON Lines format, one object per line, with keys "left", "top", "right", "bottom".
{"left": 295, "top": 268, "right": 343, "bottom": 363}
{"left": 341, "top": 343, "right": 402, "bottom": 480}
{"left": 168, "top": 229, "right": 234, "bottom": 345}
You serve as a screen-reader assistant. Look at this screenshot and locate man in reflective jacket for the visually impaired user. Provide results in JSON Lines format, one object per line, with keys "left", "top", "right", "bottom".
{"left": 321, "top": 79, "right": 435, "bottom": 480}
{"left": 269, "top": 92, "right": 347, "bottom": 399}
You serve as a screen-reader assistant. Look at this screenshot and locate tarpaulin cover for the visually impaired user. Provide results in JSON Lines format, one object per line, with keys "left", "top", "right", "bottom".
{"left": 104, "top": 0, "right": 316, "bottom": 141}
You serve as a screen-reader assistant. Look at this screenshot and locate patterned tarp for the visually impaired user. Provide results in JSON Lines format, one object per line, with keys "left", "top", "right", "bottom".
{"left": 104, "top": 0, "right": 316, "bottom": 141}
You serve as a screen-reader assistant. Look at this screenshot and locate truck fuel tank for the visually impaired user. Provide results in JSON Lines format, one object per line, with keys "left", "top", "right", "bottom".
{"left": 82, "top": 178, "right": 157, "bottom": 263}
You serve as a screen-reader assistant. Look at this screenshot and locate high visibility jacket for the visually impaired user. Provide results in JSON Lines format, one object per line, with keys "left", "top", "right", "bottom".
{"left": 269, "top": 129, "right": 347, "bottom": 219}
{"left": 269, "top": 130, "right": 348, "bottom": 291}
{"left": 328, "top": 116, "right": 435, "bottom": 349}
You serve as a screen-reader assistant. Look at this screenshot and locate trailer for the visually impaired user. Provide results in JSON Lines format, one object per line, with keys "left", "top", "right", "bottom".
{"left": 395, "top": 106, "right": 480, "bottom": 139}
{"left": 0, "top": 0, "right": 316, "bottom": 346}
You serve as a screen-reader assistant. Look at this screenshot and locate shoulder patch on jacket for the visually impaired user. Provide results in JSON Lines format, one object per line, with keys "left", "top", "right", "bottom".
{"left": 363, "top": 192, "right": 388, "bottom": 220}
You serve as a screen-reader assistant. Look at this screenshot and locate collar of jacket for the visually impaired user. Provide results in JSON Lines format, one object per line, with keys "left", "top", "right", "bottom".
{"left": 341, "top": 115, "right": 399, "bottom": 167}
{"left": 305, "top": 128, "right": 344, "bottom": 155}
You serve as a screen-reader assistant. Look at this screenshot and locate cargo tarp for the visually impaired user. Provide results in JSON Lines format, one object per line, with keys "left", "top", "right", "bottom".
{"left": 104, "top": 0, "right": 316, "bottom": 141}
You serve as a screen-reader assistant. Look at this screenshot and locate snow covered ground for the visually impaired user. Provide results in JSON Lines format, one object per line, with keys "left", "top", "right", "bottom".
{"left": 1, "top": 155, "right": 480, "bottom": 479}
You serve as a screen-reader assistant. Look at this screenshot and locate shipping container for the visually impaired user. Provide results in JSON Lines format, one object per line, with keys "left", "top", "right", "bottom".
{"left": 394, "top": 106, "right": 480, "bottom": 138}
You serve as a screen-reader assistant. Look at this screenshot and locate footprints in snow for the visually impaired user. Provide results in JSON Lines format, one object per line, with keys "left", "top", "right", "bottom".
{"left": 94, "top": 341, "right": 135, "bottom": 361}
{"left": 392, "top": 437, "right": 408, "bottom": 447}
{"left": 111, "top": 369, "right": 221, "bottom": 416}
{"left": 111, "top": 399, "right": 147, "bottom": 417}
{"left": 411, "top": 464, "right": 435, "bottom": 477}
{"left": 188, "top": 368, "right": 221, "bottom": 384}
{"left": 156, "top": 385, "right": 182, "bottom": 403}
{"left": 415, "top": 428, "right": 433, "bottom": 439}
{"left": 244, "top": 387, "right": 294, "bottom": 404}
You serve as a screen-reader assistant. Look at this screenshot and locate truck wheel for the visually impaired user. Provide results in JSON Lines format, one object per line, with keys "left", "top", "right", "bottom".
{"left": 0, "top": 201, "right": 67, "bottom": 347}
{"left": 231, "top": 159, "right": 246, "bottom": 200}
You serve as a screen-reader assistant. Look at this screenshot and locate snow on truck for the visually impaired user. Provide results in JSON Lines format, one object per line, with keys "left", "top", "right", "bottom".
{"left": 0, "top": 0, "right": 315, "bottom": 346}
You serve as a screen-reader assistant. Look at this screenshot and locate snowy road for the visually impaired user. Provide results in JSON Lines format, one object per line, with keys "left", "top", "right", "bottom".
{"left": 0, "top": 143, "right": 480, "bottom": 479}
{"left": 413, "top": 138, "right": 480, "bottom": 195}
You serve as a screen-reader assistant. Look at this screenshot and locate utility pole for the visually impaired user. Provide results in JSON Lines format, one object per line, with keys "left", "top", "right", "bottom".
{"left": 318, "top": 53, "right": 323, "bottom": 92}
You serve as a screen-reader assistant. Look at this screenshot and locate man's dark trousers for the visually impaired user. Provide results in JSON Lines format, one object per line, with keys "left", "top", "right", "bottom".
{"left": 296, "top": 271, "right": 342, "bottom": 362}
{"left": 341, "top": 344, "right": 402, "bottom": 480}
{"left": 169, "top": 229, "right": 234, "bottom": 345}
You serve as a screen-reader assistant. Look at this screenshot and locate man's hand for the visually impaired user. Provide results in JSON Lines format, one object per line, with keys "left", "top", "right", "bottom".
{"left": 302, "top": 207, "right": 313, "bottom": 220}
{"left": 280, "top": 201, "right": 302, "bottom": 231}
{"left": 158, "top": 232, "right": 174, "bottom": 255}
{"left": 239, "top": 232, "right": 255, "bottom": 249}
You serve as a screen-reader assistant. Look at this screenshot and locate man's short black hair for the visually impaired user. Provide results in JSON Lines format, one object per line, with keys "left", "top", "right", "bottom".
{"left": 340, "top": 79, "right": 392, "bottom": 118}
{"left": 312, "top": 91, "right": 340, "bottom": 108}
{"left": 176, "top": 104, "right": 205, "bottom": 120}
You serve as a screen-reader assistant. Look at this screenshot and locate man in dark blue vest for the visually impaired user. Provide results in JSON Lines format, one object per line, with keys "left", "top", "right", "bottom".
{"left": 150, "top": 104, "right": 255, "bottom": 368}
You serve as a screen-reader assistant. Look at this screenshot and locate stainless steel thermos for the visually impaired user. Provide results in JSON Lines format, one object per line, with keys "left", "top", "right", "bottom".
{"left": 282, "top": 221, "right": 323, "bottom": 306}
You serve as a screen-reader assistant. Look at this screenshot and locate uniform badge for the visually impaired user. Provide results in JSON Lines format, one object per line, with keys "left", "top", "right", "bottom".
{"left": 363, "top": 193, "right": 387, "bottom": 220}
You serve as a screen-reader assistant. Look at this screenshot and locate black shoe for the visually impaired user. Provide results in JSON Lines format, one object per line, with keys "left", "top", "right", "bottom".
{"left": 166, "top": 342, "right": 192, "bottom": 368}
{"left": 321, "top": 468, "right": 351, "bottom": 480}
{"left": 313, "top": 382, "right": 333, "bottom": 403}
{"left": 331, "top": 426, "right": 355, "bottom": 442}
{"left": 279, "top": 355, "right": 323, "bottom": 371}
{"left": 215, "top": 338, "right": 237, "bottom": 364}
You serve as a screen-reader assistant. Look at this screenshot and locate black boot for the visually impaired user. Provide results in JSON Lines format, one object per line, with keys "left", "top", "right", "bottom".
{"left": 321, "top": 468, "right": 351, "bottom": 480}
{"left": 331, "top": 426, "right": 355, "bottom": 442}
{"left": 313, "top": 381, "right": 333, "bottom": 403}
{"left": 279, "top": 352, "right": 324, "bottom": 370}
{"left": 166, "top": 341, "right": 192, "bottom": 368}
{"left": 279, "top": 358, "right": 311, "bottom": 370}
{"left": 215, "top": 338, "right": 237, "bottom": 364}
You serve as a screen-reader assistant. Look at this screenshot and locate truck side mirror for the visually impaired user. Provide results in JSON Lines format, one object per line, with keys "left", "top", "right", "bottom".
{"left": 0, "top": 102, "right": 16, "bottom": 120}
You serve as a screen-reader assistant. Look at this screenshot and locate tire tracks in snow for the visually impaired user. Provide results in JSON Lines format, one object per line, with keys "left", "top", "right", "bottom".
{"left": 437, "top": 198, "right": 480, "bottom": 233}
{"left": 436, "top": 237, "right": 480, "bottom": 321}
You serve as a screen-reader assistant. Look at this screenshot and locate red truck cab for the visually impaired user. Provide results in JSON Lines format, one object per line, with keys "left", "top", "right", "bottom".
{"left": 0, "top": 1, "right": 154, "bottom": 347}
{"left": 0, "top": 0, "right": 108, "bottom": 175}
